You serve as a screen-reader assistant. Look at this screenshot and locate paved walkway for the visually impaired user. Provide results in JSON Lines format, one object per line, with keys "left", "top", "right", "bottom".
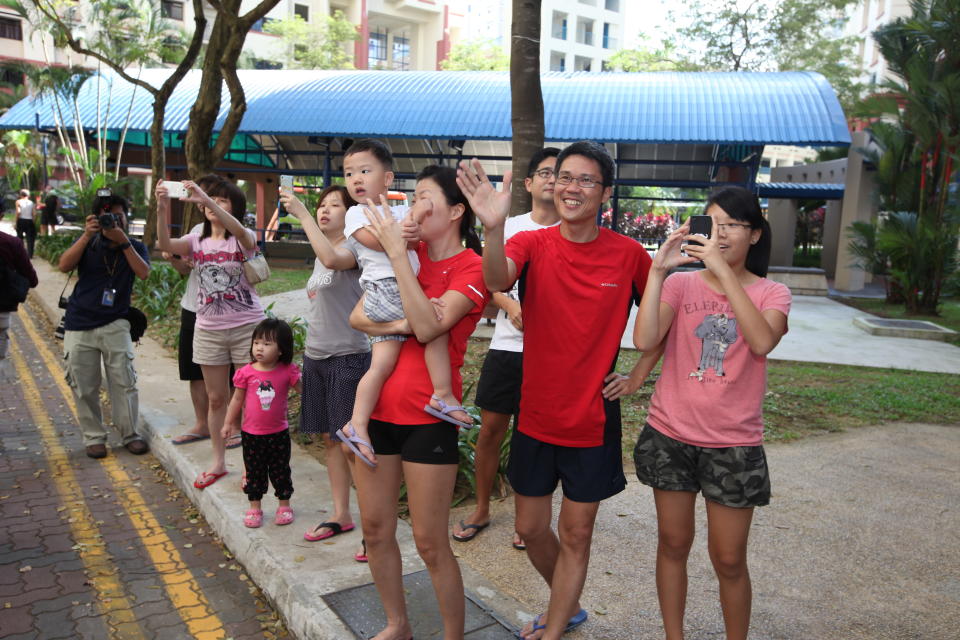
{"left": 12, "top": 245, "right": 960, "bottom": 639}
{"left": 0, "top": 311, "right": 271, "bottom": 639}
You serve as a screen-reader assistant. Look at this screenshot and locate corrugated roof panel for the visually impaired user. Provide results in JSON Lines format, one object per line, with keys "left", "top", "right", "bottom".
{"left": 0, "top": 69, "right": 851, "bottom": 145}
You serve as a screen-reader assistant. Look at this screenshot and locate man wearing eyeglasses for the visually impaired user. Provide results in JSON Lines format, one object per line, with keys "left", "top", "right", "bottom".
{"left": 453, "top": 147, "right": 560, "bottom": 550}
{"left": 458, "top": 141, "right": 655, "bottom": 640}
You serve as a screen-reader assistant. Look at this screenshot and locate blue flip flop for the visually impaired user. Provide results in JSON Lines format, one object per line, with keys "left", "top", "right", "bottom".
{"left": 171, "top": 432, "right": 210, "bottom": 445}
{"left": 424, "top": 394, "right": 473, "bottom": 429}
{"left": 514, "top": 608, "right": 588, "bottom": 638}
{"left": 335, "top": 423, "right": 377, "bottom": 467}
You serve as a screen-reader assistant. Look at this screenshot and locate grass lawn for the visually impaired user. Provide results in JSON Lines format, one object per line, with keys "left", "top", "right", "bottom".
{"left": 254, "top": 266, "right": 313, "bottom": 298}
{"left": 459, "top": 338, "right": 960, "bottom": 458}
{"left": 834, "top": 297, "right": 960, "bottom": 346}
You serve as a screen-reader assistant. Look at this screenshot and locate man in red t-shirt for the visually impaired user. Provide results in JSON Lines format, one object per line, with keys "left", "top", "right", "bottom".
{"left": 458, "top": 141, "right": 656, "bottom": 640}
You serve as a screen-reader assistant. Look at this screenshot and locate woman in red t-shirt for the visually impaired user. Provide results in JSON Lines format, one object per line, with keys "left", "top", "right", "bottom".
{"left": 348, "top": 165, "right": 487, "bottom": 640}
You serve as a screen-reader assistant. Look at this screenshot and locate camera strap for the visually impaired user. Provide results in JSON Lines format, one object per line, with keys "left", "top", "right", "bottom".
{"left": 59, "top": 270, "right": 75, "bottom": 302}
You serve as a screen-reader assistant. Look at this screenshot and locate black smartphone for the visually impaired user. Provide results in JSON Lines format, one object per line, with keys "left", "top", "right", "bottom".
{"left": 681, "top": 215, "right": 712, "bottom": 257}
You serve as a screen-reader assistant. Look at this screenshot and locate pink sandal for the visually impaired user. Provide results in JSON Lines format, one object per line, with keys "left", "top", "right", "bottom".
{"left": 244, "top": 508, "right": 263, "bottom": 528}
{"left": 275, "top": 506, "right": 294, "bottom": 526}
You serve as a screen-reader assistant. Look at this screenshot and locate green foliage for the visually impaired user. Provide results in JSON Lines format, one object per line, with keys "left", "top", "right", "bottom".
{"left": 607, "top": 38, "right": 702, "bottom": 72}
{"left": 668, "top": 0, "right": 863, "bottom": 110}
{"left": 441, "top": 40, "right": 509, "bottom": 71}
{"left": 850, "top": 0, "right": 960, "bottom": 313}
{"left": 132, "top": 263, "right": 188, "bottom": 325}
{"left": 34, "top": 232, "right": 82, "bottom": 265}
{"left": 0, "top": 130, "right": 43, "bottom": 191}
{"left": 262, "top": 10, "right": 358, "bottom": 69}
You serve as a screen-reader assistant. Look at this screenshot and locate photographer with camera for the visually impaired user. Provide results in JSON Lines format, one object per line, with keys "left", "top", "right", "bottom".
{"left": 58, "top": 190, "right": 151, "bottom": 459}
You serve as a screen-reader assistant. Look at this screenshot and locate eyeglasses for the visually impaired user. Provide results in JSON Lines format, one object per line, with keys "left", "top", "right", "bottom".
{"left": 715, "top": 222, "right": 753, "bottom": 232}
{"left": 555, "top": 173, "right": 602, "bottom": 189}
{"left": 531, "top": 168, "right": 555, "bottom": 179}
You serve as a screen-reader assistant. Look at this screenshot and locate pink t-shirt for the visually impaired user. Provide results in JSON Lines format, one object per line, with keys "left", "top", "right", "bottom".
{"left": 646, "top": 271, "right": 791, "bottom": 447}
{"left": 233, "top": 362, "right": 301, "bottom": 435}
{"left": 186, "top": 230, "right": 266, "bottom": 330}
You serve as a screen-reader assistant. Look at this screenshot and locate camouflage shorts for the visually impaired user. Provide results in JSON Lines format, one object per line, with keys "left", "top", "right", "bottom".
{"left": 633, "top": 424, "right": 770, "bottom": 508}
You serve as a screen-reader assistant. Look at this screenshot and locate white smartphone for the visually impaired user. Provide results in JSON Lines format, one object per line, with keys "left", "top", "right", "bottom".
{"left": 165, "top": 181, "right": 189, "bottom": 199}
{"left": 279, "top": 175, "right": 294, "bottom": 192}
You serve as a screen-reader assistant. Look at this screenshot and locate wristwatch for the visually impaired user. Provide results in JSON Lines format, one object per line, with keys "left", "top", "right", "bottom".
{"left": 116, "top": 241, "right": 132, "bottom": 251}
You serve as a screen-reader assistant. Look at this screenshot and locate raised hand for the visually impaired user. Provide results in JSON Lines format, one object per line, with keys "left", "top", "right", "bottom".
{"left": 652, "top": 220, "right": 699, "bottom": 273}
{"left": 456, "top": 158, "right": 511, "bottom": 231}
{"left": 279, "top": 191, "right": 309, "bottom": 220}
{"left": 361, "top": 195, "right": 406, "bottom": 258}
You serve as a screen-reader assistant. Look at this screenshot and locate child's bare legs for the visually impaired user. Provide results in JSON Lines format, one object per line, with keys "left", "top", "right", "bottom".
{"left": 344, "top": 339, "right": 403, "bottom": 460}
{"left": 425, "top": 334, "right": 471, "bottom": 425}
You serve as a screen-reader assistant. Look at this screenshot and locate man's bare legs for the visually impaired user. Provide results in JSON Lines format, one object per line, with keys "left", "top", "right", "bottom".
{"left": 514, "top": 495, "right": 598, "bottom": 640}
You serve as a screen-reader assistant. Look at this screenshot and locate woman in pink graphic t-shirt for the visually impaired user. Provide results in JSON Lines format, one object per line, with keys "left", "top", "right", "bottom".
{"left": 633, "top": 186, "right": 791, "bottom": 640}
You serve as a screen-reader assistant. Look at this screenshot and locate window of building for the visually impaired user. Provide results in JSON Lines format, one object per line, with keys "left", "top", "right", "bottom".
{"left": 161, "top": 1, "right": 183, "bottom": 20}
{"left": 876, "top": 0, "right": 884, "bottom": 17}
{"left": 577, "top": 18, "right": 594, "bottom": 46}
{"left": 552, "top": 11, "right": 567, "bottom": 40}
{"left": 393, "top": 34, "right": 410, "bottom": 71}
{"left": 574, "top": 55, "right": 592, "bottom": 72}
{"left": 294, "top": 3, "right": 309, "bottom": 21}
{"left": 602, "top": 23, "right": 616, "bottom": 49}
{"left": 550, "top": 51, "right": 566, "bottom": 72}
{"left": 0, "top": 16, "right": 23, "bottom": 40}
{"left": 605, "top": 0, "right": 620, "bottom": 11}
{"left": 578, "top": 0, "right": 597, "bottom": 6}
{"left": 251, "top": 17, "right": 274, "bottom": 32}
{"left": 0, "top": 67, "right": 23, "bottom": 87}
{"left": 861, "top": 1, "right": 870, "bottom": 31}
{"left": 369, "top": 30, "right": 387, "bottom": 64}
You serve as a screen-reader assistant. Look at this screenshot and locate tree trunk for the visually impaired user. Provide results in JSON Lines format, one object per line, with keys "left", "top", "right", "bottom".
{"left": 509, "top": 0, "right": 544, "bottom": 216}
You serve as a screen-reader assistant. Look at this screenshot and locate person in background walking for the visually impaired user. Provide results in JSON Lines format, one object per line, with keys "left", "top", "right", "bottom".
{"left": 15, "top": 190, "right": 36, "bottom": 258}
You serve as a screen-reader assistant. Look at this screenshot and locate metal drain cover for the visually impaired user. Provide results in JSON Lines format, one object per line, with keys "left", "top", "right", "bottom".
{"left": 322, "top": 570, "right": 516, "bottom": 639}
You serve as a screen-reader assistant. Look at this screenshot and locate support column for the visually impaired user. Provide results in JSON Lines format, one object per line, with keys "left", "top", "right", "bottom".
{"left": 767, "top": 198, "right": 798, "bottom": 266}
{"left": 820, "top": 200, "right": 842, "bottom": 278}
{"left": 834, "top": 131, "right": 877, "bottom": 291}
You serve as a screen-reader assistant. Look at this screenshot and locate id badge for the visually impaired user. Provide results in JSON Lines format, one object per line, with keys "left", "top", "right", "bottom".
{"left": 101, "top": 288, "right": 117, "bottom": 307}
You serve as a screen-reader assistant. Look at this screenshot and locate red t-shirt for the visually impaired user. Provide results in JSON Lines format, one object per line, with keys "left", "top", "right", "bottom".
{"left": 646, "top": 271, "right": 792, "bottom": 447}
{"left": 371, "top": 244, "right": 488, "bottom": 425}
{"left": 506, "top": 226, "right": 652, "bottom": 447}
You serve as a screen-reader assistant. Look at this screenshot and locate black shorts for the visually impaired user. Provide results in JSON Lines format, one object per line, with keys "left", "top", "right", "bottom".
{"left": 178, "top": 308, "right": 204, "bottom": 381}
{"left": 507, "top": 399, "right": 626, "bottom": 503}
{"left": 368, "top": 419, "right": 459, "bottom": 465}
{"left": 474, "top": 349, "right": 523, "bottom": 415}
{"left": 633, "top": 424, "right": 771, "bottom": 508}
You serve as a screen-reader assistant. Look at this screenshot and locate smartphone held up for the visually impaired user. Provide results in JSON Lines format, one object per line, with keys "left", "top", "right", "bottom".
{"left": 278, "top": 175, "right": 294, "bottom": 215}
{"left": 681, "top": 215, "right": 712, "bottom": 259}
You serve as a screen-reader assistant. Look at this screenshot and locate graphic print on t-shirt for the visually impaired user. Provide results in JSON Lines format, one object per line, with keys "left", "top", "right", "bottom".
{"left": 691, "top": 312, "right": 738, "bottom": 380}
{"left": 256, "top": 380, "right": 276, "bottom": 410}
{"left": 196, "top": 255, "right": 254, "bottom": 314}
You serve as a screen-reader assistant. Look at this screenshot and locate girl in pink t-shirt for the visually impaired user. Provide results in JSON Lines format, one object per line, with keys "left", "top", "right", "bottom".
{"left": 633, "top": 186, "right": 791, "bottom": 640}
{"left": 223, "top": 319, "right": 302, "bottom": 528}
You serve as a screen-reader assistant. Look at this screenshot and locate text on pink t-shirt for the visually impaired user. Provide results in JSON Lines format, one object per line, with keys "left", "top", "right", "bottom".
{"left": 646, "top": 271, "right": 791, "bottom": 447}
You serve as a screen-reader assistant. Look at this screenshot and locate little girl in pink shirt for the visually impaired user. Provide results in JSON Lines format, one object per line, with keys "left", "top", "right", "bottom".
{"left": 224, "top": 318, "right": 301, "bottom": 528}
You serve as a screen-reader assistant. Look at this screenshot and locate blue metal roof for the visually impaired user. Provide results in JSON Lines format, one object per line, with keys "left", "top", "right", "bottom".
{"left": 756, "top": 182, "right": 845, "bottom": 199}
{"left": 0, "top": 69, "right": 851, "bottom": 146}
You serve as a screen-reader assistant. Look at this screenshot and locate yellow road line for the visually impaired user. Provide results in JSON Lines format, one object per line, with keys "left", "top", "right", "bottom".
{"left": 10, "top": 340, "right": 147, "bottom": 640}
{"left": 15, "top": 311, "right": 227, "bottom": 640}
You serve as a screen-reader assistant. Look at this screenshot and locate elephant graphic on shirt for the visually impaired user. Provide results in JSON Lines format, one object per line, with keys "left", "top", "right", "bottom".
{"left": 690, "top": 312, "right": 738, "bottom": 380}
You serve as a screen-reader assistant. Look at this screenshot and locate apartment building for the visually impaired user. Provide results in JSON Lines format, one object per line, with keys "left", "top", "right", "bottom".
{"left": 453, "top": 0, "right": 624, "bottom": 73}
{"left": 844, "top": 0, "right": 911, "bottom": 87}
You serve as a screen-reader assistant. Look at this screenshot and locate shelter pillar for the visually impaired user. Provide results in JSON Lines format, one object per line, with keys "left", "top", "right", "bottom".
{"left": 834, "top": 131, "right": 877, "bottom": 292}
{"left": 767, "top": 198, "right": 797, "bottom": 266}
{"left": 820, "top": 200, "right": 842, "bottom": 278}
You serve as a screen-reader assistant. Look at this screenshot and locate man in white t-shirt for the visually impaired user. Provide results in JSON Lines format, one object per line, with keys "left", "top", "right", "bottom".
{"left": 452, "top": 148, "right": 560, "bottom": 549}
{"left": 15, "top": 189, "right": 36, "bottom": 258}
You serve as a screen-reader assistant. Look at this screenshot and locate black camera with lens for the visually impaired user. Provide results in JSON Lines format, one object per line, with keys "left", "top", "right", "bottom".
{"left": 58, "top": 295, "right": 70, "bottom": 309}
{"left": 95, "top": 188, "right": 118, "bottom": 229}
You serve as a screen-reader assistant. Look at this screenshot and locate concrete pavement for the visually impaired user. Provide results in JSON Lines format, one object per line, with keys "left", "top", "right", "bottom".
{"left": 15, "top": 240, "right": 960, "bottom": 639}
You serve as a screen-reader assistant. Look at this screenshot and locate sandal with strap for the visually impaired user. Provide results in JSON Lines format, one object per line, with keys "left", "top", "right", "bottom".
{"left": 424, "top": 394, "right": 473, "bottom": 428}
{"left": 304, "top": 521, "right": 355, "bottom": 542}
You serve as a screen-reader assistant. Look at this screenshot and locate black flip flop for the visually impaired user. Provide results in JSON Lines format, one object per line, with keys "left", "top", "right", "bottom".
{"left": 452, "top": 520, "right": 490, "bottom": 542}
